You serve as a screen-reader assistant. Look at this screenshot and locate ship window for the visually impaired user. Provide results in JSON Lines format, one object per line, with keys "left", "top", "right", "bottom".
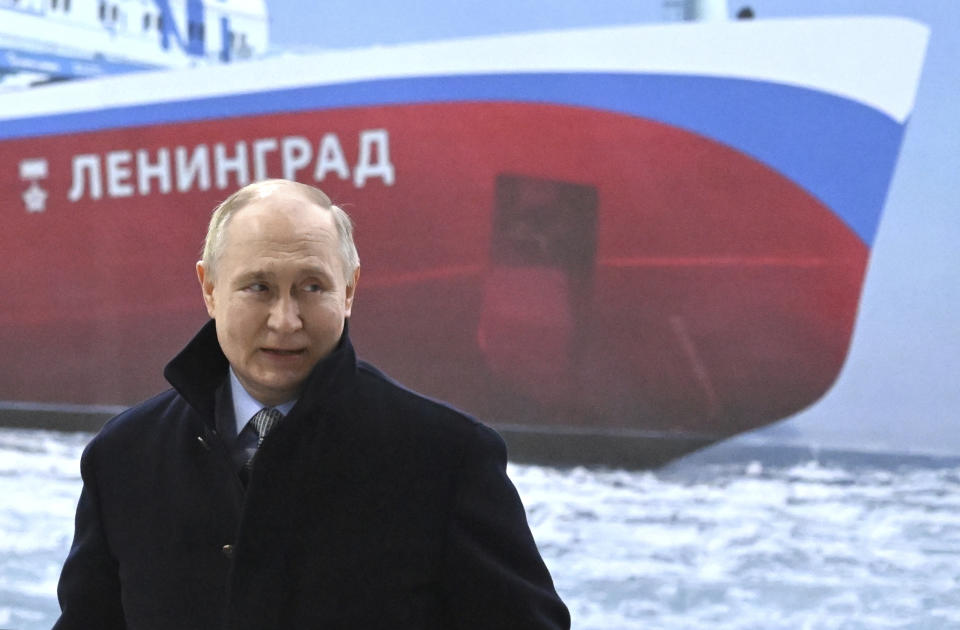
{"left": 64, "top": 0, "right": 70, "bottom": 11}
{"left": 198, "top": 23, "right": 205, "bottom": 40}
{"left": 98, "top": 0, "right": 105, "bottom": 20}
{"left": 143, "top": 14, "right": 150, "bottom": 30}
{"left": 50, "top": 0, "right": 58, "bottom": 10}
{"left": 111, "top": 5, "right": 117, "bottom": 21}
{"left": 157, "top": 14, "right": 164, "bottom": 30}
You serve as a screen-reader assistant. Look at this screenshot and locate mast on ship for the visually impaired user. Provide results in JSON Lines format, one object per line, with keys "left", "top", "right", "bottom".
{"left": 665, "top": 0, "right": 755, "bottom": 21}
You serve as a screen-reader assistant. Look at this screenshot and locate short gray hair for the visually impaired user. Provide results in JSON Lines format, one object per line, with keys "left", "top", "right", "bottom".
{"left": 201, "top": 179, "right": 359, "bottom": 284}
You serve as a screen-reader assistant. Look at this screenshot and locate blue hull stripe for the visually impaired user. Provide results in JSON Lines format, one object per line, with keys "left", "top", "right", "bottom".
{"left": 1, "top": 73, "right": 904, "bottom": 244}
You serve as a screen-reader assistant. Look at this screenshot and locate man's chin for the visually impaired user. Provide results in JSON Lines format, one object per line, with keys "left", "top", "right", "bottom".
{"left": 240, "top": 367, "right": 309, "bottom": 405}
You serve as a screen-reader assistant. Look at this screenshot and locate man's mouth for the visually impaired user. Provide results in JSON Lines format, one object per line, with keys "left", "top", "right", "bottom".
{"left": 262, "top": 348, "right": 306, "bottom": 356}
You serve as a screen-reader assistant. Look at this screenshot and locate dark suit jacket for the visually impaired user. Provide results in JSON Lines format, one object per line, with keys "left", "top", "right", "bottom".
{"left": 54, "top": 320, "right": 569, "bottom": 629}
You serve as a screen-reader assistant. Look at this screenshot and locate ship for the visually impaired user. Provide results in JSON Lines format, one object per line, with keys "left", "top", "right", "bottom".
{"left": 0, "top": 8, "right": 929, "bottom": 467}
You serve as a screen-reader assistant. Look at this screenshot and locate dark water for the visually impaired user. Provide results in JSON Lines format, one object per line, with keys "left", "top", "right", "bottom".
{"left": 2, "top": 428, "right": 960, "bottom": 629}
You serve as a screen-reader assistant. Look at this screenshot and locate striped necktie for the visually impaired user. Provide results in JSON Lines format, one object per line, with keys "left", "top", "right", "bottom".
{"left": 244, "top": 407, "right": 283, "bottom": 477}
{"left": 250, "top": 407, "right": 282, "bottom": 447}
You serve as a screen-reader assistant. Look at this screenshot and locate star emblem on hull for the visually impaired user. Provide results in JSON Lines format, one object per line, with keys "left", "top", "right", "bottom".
{"left": 23, "top": 181, "right": 49, "bottom": 213}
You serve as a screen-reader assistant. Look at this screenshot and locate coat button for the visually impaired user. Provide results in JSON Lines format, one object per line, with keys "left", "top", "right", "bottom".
{"left": 222, "top": 544, "right": 235, "bottom": 559}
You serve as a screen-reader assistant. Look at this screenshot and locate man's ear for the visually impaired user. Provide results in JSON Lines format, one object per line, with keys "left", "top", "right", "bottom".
{"left": 344, "top": 267, "right": 360, "bottom": 317}
{"left": 196, "top": 261, "right": 216, "bottom": 318}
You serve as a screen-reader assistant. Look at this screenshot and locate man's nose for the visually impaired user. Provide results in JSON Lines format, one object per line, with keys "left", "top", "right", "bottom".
{"left": 267, "top": 295, "right": 303, "bottom": 332}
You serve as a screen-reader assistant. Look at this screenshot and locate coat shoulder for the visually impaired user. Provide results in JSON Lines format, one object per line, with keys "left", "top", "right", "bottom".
{"left": 85, "top": 389, "right": 193, "bottom": 459}
{"left": 354, "top": 360, "right": 505, "bottom": 451}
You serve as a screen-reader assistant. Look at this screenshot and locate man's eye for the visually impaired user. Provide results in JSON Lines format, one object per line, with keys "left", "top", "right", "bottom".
{"left": 245, "top": 283, "right": 268, "bottom": 293}
{"left": 303, "top": 283, "right": 322, "bottom": 293}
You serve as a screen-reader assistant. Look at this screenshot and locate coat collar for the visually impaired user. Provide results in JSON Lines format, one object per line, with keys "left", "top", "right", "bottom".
{"left": 163, "top": 319, "right": 358, "bottom": 423}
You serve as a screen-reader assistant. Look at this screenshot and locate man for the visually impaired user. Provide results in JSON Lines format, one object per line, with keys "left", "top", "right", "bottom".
{"left": 54, "top": 179, "right": 570, "bottom": 629}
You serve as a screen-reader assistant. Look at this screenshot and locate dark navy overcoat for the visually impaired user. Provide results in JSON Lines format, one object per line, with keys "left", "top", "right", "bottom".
{"left": 54, "top": 320, "right": 569, "bottom": 629}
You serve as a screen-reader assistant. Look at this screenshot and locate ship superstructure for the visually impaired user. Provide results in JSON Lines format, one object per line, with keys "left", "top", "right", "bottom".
{"left": 0, "top": 0, "right": 267, "bottom": 87}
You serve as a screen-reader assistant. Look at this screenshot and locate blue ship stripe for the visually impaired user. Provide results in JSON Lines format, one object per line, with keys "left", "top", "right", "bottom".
{"left": 1, "top": 73, "right": 903, "bottom": 244}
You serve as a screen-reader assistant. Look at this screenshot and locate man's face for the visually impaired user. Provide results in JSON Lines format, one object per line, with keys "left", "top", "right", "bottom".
{"left": 197, "top": 189, "right": 358, "bottom": 406}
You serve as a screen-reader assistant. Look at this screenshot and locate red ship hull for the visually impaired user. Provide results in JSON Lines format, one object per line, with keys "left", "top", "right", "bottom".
{"left": 2, "top": 103, "right": 864, "bottom": 434}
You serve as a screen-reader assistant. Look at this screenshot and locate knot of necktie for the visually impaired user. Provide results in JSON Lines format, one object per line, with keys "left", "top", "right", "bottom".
{"left": 243, "top": 408, "right": 283, "bottom": 480}
{"left": 251, "top": 407, "right": 282, "bottom": 448}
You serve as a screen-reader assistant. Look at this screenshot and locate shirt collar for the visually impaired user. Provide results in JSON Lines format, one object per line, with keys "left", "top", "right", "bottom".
{"left": 228, "top": 367, "right": 297, "bottom": 435}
